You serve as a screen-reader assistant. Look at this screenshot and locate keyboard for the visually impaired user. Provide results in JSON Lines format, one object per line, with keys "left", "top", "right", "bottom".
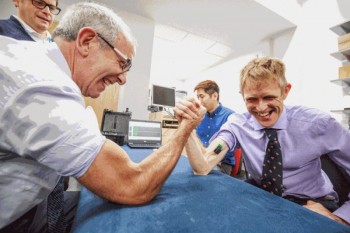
{"left": 128, "top": 143, "right": 161, "bottom": 149}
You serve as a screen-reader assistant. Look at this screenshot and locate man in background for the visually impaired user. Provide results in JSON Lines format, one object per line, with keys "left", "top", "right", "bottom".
{"left": 174, "top": 57, "right": 350, "bottom": 225}
{"left": 194, "top": 80, "right": 236, "bottom": 175}
{"left": 0, "top": 2, "right": 205, "bottom": 232}
{"left": 0, "top": 0, "right": 60, "bottom": 42}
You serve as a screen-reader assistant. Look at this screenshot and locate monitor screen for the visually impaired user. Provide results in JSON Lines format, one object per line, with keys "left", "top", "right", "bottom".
{"left": 152, "top": 84, "right": 176, "bottom": 107}
{"left": 128, "top": 119, "right": 162, "bottom": 142}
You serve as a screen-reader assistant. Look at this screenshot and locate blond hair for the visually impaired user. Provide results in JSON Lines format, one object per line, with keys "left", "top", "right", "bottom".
{"left": 240, "top": 57, "right": 287, "bottom": 95}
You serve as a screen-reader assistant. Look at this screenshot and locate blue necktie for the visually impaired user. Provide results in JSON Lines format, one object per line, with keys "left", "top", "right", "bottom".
{"left": 261, "top": 128, "right": 283, "bottom": 196}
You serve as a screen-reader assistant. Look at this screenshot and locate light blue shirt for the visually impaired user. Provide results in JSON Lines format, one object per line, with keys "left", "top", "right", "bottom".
{"left": 0, "top": 36, "right": 105, "bottom": 227}
{"left": 213, "top": 105, "right": 350, "bottom": 222}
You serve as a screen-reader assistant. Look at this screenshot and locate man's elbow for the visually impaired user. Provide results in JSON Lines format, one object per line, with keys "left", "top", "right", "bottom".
{"left": 109, "top": 188, "right": 157, "bottom": 205}
{"left": 192, "top": 168, "right": 211, "bottom": 176}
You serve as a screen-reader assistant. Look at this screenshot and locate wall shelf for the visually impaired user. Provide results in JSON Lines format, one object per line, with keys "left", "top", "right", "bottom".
{"left": 330, "top": 48, "right": 350, "bottom": 61}
{"left": 330, "top": 21, "right": 350, "bottom": 36}
{"left": 331, "top": 109, "right": 350, "bottom": 115}
{"left": 330, "top": 77, "right": 350, "bottom": 86}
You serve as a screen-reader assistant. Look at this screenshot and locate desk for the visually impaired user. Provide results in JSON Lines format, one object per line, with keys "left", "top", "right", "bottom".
{"left": 72, "top": 147, "right": 350, "bottom": 233}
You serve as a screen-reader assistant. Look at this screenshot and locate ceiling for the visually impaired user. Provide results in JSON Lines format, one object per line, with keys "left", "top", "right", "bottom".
{"left": 58, "top": 0, "right": 296, "bottom": 82}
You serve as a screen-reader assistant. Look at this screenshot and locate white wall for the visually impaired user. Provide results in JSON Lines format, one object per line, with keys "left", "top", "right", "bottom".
{"left": 182, "top": 0, "right": 350, "bottom": 128}
{"left": 0, "top": 2, "right": 16, "bottom": 17}
{"left": 116, "top": 12, "right": 155, "bottom": 120}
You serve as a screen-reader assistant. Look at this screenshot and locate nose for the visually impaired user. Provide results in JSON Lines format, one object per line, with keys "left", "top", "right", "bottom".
{"left": 117, "top": 72, "right": 127, "bottom": 85}
{"left": 256, "top": 100, "right": 268, "bottom": 111}
{"left": 42, "top": 5, "right": 51, "bottom": 14}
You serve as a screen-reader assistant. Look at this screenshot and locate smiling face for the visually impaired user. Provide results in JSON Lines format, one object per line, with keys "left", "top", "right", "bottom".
{"left": 14, "top": 0, "right": 57, "bottom": 33}
{"left": 240, "top": 57, "right": 291, "bottom": 128}
{"left": 243, "top": 78, "right": 291, "bottom": 128}
{"left": 72, "top": 30, "right": 135, "bottom": 98}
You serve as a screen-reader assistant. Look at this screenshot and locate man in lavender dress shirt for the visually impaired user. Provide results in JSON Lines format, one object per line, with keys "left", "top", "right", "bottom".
{"left": 174, "top": 57, "right": 350, "bottom": 226}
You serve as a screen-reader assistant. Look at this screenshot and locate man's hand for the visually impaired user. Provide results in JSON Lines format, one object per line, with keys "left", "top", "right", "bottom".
{"left": 174, "top": 98, "right": 205, "bottom": 122}
{"left": 303, "top": 200, "right": 349, "bottom": 226}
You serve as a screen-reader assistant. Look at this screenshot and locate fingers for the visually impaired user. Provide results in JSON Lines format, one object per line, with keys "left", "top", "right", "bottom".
{"left": 174, "top": 98, "right": 203, "bottom": 120}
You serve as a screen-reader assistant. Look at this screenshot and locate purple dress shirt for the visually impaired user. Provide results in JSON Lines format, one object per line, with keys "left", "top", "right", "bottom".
{"left": 212, "top": 105, "right": 350, "bottom": 222}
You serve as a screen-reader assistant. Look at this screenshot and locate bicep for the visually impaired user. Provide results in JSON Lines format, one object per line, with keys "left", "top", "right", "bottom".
{"left": 205, "top": 138, "right": 230, "bottom": 168}
{"left": 78, "top": 139, "right": 141, "bottom": 203}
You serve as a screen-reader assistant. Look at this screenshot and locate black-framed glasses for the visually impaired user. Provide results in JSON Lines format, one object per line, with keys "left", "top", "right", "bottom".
{"left": 32, "top": 0, "right": 61, "bottom": 15}
{"left": 97, "top": 33, "right": 132, "bottom": 73}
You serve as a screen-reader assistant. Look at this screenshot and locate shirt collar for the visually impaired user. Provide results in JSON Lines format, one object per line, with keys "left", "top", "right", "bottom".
{"left": 12, "top": 15, "right": 51, "bottom": 42}
{"left": 207, "top": 103, "right": 222, "bottom": 117}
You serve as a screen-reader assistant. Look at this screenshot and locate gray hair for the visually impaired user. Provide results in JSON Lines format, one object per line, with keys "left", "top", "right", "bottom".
{"left": 52, "top": 2, "right": 136, "bottom": 50}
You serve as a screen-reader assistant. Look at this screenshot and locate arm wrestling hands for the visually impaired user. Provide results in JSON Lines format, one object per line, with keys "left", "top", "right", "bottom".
{"left": 173, "top": 97, "right": 205, "bottom": 123}
{"left": 174, "top": 98, "right": 229, "bottom": 175}
{"left": 78, "top": 98, "right": 205, "bottom": 206}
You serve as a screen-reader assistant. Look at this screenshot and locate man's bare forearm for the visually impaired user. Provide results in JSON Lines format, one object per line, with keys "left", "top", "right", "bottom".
{"left": 140, "top": 121, "right": 196, "bottom": 189}
{"left": 185, "top": 131, "right": 212, "bottom": 175}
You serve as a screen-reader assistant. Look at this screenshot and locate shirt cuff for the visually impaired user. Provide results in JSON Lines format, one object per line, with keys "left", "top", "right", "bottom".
{"left": 333, "top": 200, "right": 350, "bottom": 224}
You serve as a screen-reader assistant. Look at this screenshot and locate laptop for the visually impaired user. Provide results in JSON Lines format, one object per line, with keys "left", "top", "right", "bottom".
{"left": 127, "top": 119, "right": 162, "bottom": 148}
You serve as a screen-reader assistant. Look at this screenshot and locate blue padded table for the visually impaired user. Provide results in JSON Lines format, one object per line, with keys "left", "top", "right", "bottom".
{"left": 72, "top": 146, "right": 350, "bottom": 233}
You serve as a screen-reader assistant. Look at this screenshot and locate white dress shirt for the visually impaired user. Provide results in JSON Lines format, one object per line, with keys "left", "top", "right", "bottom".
{"left": 0, "top": 36, "right": 105, "bottom": 227}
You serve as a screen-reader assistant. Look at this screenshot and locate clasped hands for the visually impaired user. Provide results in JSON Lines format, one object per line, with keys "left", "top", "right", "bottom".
{"left": 173, "top": 98, "right": 206, "bottom": 125}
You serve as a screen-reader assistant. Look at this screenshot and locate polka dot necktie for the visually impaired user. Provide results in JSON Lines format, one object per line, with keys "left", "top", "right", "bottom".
{"left": 261, "top": 128, "right": 283, "bottom": 196}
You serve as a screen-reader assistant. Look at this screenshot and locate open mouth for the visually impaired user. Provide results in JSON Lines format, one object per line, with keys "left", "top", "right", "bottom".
{"left": 103, "top": 78, "right": 112, "bottom": 86}
{"left": 257, "top": 110, "right": 274, "bottom": 118}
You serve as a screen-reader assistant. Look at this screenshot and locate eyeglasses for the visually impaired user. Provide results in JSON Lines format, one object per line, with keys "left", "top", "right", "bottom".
{"left": 32, "top": 0, "right": 61, "bottom": 15}
{"left": 97, "top": 33, "right": 132, "bottom": 73}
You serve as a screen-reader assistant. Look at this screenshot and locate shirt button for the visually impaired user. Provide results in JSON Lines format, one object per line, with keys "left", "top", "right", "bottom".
{"left": 208, "top": 126, "right": 210, "bottom": 129}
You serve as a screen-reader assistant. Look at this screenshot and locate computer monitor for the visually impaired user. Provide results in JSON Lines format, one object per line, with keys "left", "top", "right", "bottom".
{"left": 151, "top": 84, "right": 176, "bottom": 108}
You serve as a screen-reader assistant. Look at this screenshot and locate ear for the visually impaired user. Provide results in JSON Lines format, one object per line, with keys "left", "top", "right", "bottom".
{"left": 75, "top": 27, "right": 99, "bottom": 57}
{"left": 12, "top": 0, "right": 19, "bottom": 7}
{"left": 213, "top": 92, "right": 219, "bottom": 101}
{"left": 282, "top": 83, "right": 292, "bottom": 100}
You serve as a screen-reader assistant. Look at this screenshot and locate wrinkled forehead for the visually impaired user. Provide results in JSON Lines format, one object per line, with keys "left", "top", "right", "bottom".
{"left": 242, "top": 76, "right": 282, "bottom": 94}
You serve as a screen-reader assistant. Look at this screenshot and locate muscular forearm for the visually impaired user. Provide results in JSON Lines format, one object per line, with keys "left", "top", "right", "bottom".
{"left": 79, "top": 120, "right": 198, "bottom": 205}
{"left": 135, "top": 121, "right": 196, "bottom": 200}
{"left": 80, "top": 98, "right": 206, "bottom": 205}
{"left": 185, "top": 131, "right": 212, "bottom": 175}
